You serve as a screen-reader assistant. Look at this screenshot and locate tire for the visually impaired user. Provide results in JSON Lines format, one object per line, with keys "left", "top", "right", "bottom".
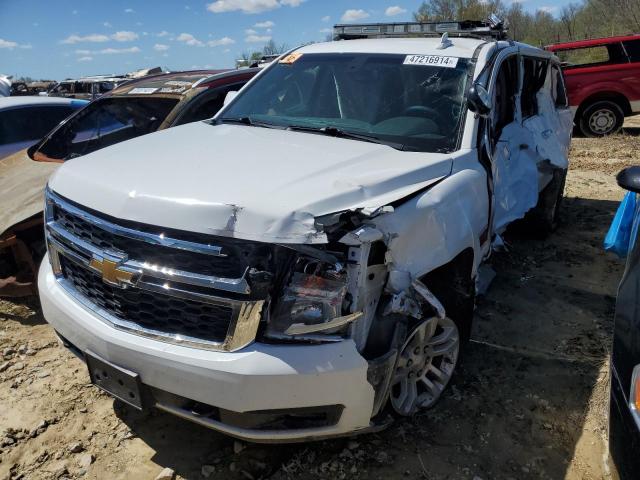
{"left": 578, "top": 100, "right": 625, "bottom": 137}
{"left": 522, "top": 168, "right": 567, "bottom": 238}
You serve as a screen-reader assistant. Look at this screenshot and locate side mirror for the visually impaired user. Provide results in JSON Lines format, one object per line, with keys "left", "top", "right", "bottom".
{"left": 467, "top": 83, "right": 492, "bottom": 117}
{"left": 223, "top": 90, "right": 238, "bottom": 106}
{"left": 617, "top": 166, "right": 640, "bottom": 194}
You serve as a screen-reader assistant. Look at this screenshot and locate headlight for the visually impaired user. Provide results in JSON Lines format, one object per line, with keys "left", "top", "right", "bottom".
{"left": 265, "top": 261, "right": 361, "bottom": 339}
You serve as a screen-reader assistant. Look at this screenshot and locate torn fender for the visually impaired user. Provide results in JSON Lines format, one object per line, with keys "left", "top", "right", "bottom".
{"left": 373, "top": 168, "right": 488, "bottom": 281}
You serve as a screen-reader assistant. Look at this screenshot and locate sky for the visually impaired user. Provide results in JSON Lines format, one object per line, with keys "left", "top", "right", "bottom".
{"left": 0, "top": 0, "right": 575, "bottom": 80}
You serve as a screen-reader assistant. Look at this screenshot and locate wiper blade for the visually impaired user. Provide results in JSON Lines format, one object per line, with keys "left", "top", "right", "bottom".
{"left": 286, "top": 125, "right": 404, "bottom": 150}
{"left": 216, "top": 116, "right": 283, "bottom": 129}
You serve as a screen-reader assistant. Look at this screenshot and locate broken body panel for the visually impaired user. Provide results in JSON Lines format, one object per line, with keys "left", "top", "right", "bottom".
{"left": 39, "top": 35, "right": 572, "bottom": 440}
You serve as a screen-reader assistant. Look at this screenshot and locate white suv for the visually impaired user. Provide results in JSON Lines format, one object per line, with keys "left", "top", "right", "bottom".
{"left": 39, "top": 23, "right": 572, "bottom": 442}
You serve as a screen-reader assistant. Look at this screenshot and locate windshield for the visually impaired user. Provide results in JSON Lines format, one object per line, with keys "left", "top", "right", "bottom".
{"left": 34, "top": 96, "right": 178, "bottom": 161}
{"left": 220, "top": 53, "right": 471, "bottom": 153}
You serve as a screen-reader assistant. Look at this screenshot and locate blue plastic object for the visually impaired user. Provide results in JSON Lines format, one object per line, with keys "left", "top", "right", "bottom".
{"left": 605, "top": 191, "right": 638, "bottom": 258}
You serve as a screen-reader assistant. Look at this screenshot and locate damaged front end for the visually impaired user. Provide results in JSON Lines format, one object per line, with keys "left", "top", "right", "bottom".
{"left": 264, "top": 208, "right": 450, "bottom": 420}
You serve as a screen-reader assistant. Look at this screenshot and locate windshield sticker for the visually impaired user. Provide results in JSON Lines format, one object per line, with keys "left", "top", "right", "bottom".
{"left": 159, "top": 86, "right": 187, "bottom": 94}
{"left": 279, "top": 53, "right": 302, "bottom": 64}
{"left": 128, "top": 87, "right": 158, "bottom": 94}
{"left": 403, "top": 55, "right": 459, "bottom": 68}
{"left": 164, "top": 80, "right": 192, "bottom": 86}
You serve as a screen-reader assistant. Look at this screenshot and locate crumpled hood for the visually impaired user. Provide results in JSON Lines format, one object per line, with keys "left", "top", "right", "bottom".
{"left": 49, "top": 122, "right": 455, "bottom": 243}
{"left": 0, "top": 149, "right": 59, "bottom": 237}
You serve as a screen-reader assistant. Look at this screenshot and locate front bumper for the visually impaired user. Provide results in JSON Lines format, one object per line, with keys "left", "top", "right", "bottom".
{"left": 39, "top": 258, "right": 377, "bottom": 442}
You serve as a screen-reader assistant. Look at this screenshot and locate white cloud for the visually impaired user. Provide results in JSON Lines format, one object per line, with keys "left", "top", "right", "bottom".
{"left": 341, "top": 9, "right": 369, "bottom": 22}
{"left": 124, "top": 8, "right": 134, "bottom": 13}
{"left": 206, "top": 0, "right": 302, "bottom": 14}
{"left": 154, "top": 43, "right": 170, "bottom": 51}
{"left": 208, "top": 36, "right": 235, "bottom": 46}
{"left": 99, "top": 46, "right": 141, "bottom": 54}
{"left": 254, "top": 20, "right": 274, "bottom": 28}
{"left": 77, "top": 56, "right": 93, "bottom": 62}
{"left": 245, "top": 28, "right": 258, "bottom": 35}
{"left": 385, "top": 6, "right": 407, "bottom": 16}
{"left": 61, "top": 33, "right": 110, "bottom": 44}
{"left": 245, "top": 34, "right": 271, "bottom": 43}
{"left": 111, "top": 30, "right": 138, "bottom": 42}
{"left": 176, "top": 32, "right": 204, "bottom": 46}
{"left": 321, "top": 15, "right": 330, "bottom": 22}
{"left": 74, "top": 46, "right": 140, "bottom": 55}
{"left": 0, "top": 38, "right": 18, "bottom": 49}
{"left": 103, "top": 21, "right": 112, "bottom": 28}
{"left": 539, "top": 5, "right": 558, "bottom": 13}
{"left": 156, "top": 30, "right": 170, "bottom": 37}
{"left": 61, "top": 31, "right": 138, "bottom": 44}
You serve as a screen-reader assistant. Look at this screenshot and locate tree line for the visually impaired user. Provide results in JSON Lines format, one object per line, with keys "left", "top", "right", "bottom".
{"left": 414, "top": 0, "right": 640, "bottom": 46}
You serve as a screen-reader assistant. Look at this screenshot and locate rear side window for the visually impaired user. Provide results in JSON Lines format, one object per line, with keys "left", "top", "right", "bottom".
{"left": 0, "top": 106, "right": 76, "bottom": 145}
{"left": 623, "top": 39, "right": 640, "bottom": 62}
{"left": 555, "top": 43, "right": 627, "bottom": 68}
{"left": 521, "top": 57, "right": 548, "bottom": 118}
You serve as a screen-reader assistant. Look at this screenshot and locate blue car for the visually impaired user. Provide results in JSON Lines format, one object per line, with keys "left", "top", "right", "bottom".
{"left": 606, "top": 166, "right": 640, "bottom": 479}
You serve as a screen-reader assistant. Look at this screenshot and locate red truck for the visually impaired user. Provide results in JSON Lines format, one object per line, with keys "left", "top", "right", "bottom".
{"left": 546, "top": 34, "right": 640, "bottom": 136}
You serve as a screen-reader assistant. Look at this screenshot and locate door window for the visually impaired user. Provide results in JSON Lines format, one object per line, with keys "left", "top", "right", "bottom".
{"left": 492, "top": 55, "right": 519, "bottom": 140}
{"left": 555, "top": 43, "right": 627, "bottom": 69}
{"left": 521, "top": 57, "right": 548, "bottom": 119}
{"left": 176, "top": 83, "right": 246, "bottom": 126}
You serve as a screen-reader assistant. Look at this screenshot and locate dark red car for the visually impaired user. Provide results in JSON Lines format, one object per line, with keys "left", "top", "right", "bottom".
{"left": 0, "top": 68, "right": 259, "bottom": 297}
{"left": 546, "top": 35, "right": 640, "bottom": 136}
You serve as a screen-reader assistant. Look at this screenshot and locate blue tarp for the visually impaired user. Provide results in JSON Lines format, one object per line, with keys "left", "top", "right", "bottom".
{"left": 605, "top": 191, "right": 639, "bottom": 258}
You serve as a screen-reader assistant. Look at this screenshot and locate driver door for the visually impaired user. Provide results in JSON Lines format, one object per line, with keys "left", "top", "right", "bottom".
{"left": 489, "top": 53, "right": 539, "bottom": 234}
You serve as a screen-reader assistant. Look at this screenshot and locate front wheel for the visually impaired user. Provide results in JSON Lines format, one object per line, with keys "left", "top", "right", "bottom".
{"left": 579, "top": 100, "right": 625, "bottom": 137}
{"left": 389, "top": 317, "right": 460, "bottom": 416}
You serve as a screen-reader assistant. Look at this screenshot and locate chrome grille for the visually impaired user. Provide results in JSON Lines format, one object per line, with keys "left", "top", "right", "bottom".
{"left": 60, "top": 256, "right": 233, "bottom": 342}
{"left": 45, "top": 188, "right": 264, "bottom": 352}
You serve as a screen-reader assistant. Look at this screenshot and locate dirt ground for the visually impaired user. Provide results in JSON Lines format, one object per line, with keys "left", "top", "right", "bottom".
{"left": 2, "top": 123, "right": 640, "bottom": 480}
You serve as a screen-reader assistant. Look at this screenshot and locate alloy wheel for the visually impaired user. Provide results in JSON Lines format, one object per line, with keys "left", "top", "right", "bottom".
{"left": 389, "top": 317, "right": 460, "bottom": 416}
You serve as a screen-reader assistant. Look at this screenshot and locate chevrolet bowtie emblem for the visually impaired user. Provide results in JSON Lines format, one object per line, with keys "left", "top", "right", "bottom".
{"left": 89, "top": 253, "right": 138, "bottom": 288}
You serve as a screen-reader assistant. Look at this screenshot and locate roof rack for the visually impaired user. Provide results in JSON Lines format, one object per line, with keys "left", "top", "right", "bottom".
{"left": 333, "top": 19, "right": 508, "bottom": 41}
